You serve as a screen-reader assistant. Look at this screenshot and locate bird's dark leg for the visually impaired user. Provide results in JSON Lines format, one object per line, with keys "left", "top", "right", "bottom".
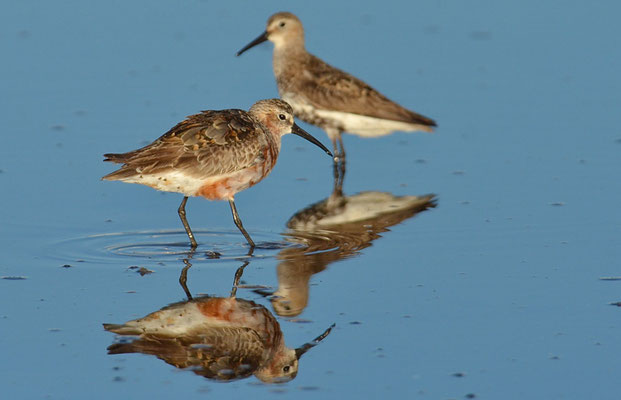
{"left": 178, "top": 196, "right": 198, "bottom": 249}
{"left": 229, "top": 199, "right": 256, "bottom": 248}
{"left": 331, "top": 131, "right": 346, "bottom": 194}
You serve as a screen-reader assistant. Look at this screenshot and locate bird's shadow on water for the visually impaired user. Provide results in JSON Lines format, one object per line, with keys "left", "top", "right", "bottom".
{"left": 103, "top": 252, "right": 335, "bottom": 384}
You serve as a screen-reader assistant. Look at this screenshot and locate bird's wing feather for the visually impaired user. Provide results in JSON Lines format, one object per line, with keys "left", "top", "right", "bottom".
{"left": 284, "top": 54, "right": 435, "bottom": 126}
{"left": 103, "top": 110, "right": 268, "bottom": 180}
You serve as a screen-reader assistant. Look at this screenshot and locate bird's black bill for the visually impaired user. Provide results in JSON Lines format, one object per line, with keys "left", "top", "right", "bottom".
{"left": 292, "top": 123, "right": 333, "bottom": 157}
{"left": 295, "top": 323, "right": 335, "bottom": 359}
{"left": 236, "top": 31, "right": 269, "bottom": 56}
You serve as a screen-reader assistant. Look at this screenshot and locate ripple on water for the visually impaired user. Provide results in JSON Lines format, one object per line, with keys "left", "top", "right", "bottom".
{"left": 47, "top": 229, "right": 293, "bottom": 265}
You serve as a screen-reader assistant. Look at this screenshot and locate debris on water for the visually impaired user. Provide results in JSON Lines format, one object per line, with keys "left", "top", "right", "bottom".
{"left": 289, "top": 318, "right": 313, "bottom": 324}
{"left": 609, "top": 302, "right": 621, "bottom": 307}
{"left": 452, "top": 372, "right": 466, "bottom": 378}
{"left": 298, "top": 386, "right": 320, "bottom": 391}
{"left": 205, "top": 250, "right": 221, "bottom": 259}
{"left": 599, "top": 277, "right": 621, "bottom": 281}
{"left": 415, "top": 159, "right": 427, "bottom": 164}
{"left": 128, "top": 266, "right": 153, "bottom": 275}
{"left": 50, "top": 125, "right": 65, "bottom": 131}
{"left": 61, "top": 264, "right": 72, "bottom": 268}
{"left": 549, "top": 202, "right": 565, "bottom": 206}
{"left": 465, "top": 394, "right": 477, "bottom": 399}
{"left": 549, "top": 355, "right": 560, "bottom": 360}
{"left": 1, "top": 276, "right": 27, "bottom": 280}
{"left": 452, "top": 170, "right": 465, "bottom": 175}
{"left": 48, "top": 328, "right": 61, "bottom": 332}
{"left": 349, "top": 321, "right": 363, "bottom": 325}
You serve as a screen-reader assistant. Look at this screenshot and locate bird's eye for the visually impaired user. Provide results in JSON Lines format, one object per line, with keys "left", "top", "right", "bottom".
{"left": 278, "top": 114, "right": 287, "bottom": 120}
{"left": 283, "top": 366, "right": 290, "bottom": 373}
{"left": 279, "top": 22, "right": 286, "bottom": 28}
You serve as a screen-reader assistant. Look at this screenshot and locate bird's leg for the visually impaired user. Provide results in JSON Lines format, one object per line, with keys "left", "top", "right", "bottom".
{"left": 330, "top": 131, "right": 346, "bottom": 194}
{"left": 337, "top": 133, "right": 346, "bottom": 163}
{"left": 178, "top": 196, "right": 198, "bottom": 249}
{"left": 229, "top": 199, "right": 256, "bottom": 248}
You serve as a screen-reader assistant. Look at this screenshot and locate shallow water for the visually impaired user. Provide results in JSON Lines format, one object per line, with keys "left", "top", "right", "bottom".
{"left": 2, "top": 0, "right": 621, "bottom": 399}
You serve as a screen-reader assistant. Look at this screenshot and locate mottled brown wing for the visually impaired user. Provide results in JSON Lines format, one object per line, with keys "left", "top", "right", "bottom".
{"left": 286, "top": 54, "right": 436, "bottom": 126}
{"left": 107, "top": 327, "right": 266, "bottom": 381}
{"left": 103, "top": 109, "right": 268, "bottom": 180}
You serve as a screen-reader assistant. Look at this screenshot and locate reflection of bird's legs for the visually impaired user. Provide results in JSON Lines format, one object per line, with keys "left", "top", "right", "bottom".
{"left": 178, "top": 247, "right": 197, "bottom": 300}
{"left": 230, "top": 260, "right": 250, "bottom": 298}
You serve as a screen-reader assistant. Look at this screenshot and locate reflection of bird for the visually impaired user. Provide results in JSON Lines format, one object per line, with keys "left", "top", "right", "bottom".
{"left": 104, "top": 262, "right": 334, "bottom": 383}
{"left": 102, "top": 99, "right": 331, "bottom": 249}
{"left": 258, "top": 191, "right": 436, "bottom": 317}
{"left": 237, "top": 12, "right": 436, "bottom": 162}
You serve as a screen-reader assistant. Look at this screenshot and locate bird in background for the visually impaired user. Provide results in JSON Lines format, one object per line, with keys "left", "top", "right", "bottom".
{"left": 236, "top": 12, "right": 436, "bottom": 176}
{"left": 102, "top": 98, "right": 332, "bottom": 249}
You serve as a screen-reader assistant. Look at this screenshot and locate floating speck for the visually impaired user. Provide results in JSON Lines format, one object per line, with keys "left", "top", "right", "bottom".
{"left": 549, "top": 202, "right": 565, "bottom": 206}
{"left": 465, "top": 394, "right": 477, "bottom": 399}
{"left": 415, "top": 159, "right": 427, "bottom": 164}
{"left": 349, "top": 321, "right": 362, "bottom": 325}
{"left": 137, "top": 267, "right": 153, "bottom": 276}
{"left": 452, "top": 170, "right": 465, "bottom": 175}
{"left": 452, "top": 372, "right": 466, "bottom": 378}
{"left": 61, "top": 264, "right": 72, "bottom": 268}
{"left": 112, "top": 376, "right": 124, "bottom": 382}
{"left": 48, "top": 328, "right": 61, "bottom": 332}
{"left": 609, "top": 302, "right": 621, "bottom": 307}
{"left": 50, "top": 125, "right": 65, "bottom": 131}
{"left": 599, "top": 277, "right": 621, "bottom": 281}
{"left": 205, "top": 250, "right": 221, "bottom": 259}
{"left": 549, "top": 355, "right": 560, "bottom": 360}
{"left": 1, "top": 276, "right": 27, "bottom": 280}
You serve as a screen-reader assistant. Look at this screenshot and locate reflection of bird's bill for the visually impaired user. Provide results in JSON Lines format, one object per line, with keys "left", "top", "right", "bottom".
{"left": 292, "top": 123, "right": 333, "bottom": 157}
{"left": 295, "top": 323, "right": 335, "bottom": 359}
{"left": 236, "top": 31, "right": 268, "bottom": 56}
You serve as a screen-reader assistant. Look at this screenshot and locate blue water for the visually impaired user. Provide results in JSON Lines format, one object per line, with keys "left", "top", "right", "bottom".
{"left": 2, "top": 0, "right": 621, "bottom": 399}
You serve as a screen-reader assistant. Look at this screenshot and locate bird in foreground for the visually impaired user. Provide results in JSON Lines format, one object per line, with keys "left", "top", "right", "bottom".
{"left": 237, "top": 12, "right": 436, "bottom": 162}
{"left": 102, "top": 98, "right": 332, "bottom": 249}
{"left": 104, "top": 265, "right": 335, "bottom": 382}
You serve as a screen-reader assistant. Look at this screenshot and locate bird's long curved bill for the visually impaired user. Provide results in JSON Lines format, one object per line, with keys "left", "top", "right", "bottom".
{"left": 295, "top": 323, "right": 335, "bottom": 359}
{"left": 236, "top": 31, "right": 269, "bottom": 56}
{"left": 292, "top": 123, "right": 333, "bottom": 157}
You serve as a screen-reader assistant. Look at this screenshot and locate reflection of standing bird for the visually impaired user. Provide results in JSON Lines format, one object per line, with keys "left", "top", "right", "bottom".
{"left": 104, "top": 295, "right": 334, "bottom": 383}
{"left": 103, "top": 99, "right": 331, "bottom": 249}
{"left": 257, "top": 192, "right": 436, "bottom": 317}
{"left": 237, "top": 12, "right": 436, "bottom": 162}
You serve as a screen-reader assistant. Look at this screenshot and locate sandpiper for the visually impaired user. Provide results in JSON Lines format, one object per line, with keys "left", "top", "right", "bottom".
{"left": 102, "top": 98, "right": 331, "bottom": 249}
{"left": 237, "top": 12, "right": 436, "bottom": 161}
